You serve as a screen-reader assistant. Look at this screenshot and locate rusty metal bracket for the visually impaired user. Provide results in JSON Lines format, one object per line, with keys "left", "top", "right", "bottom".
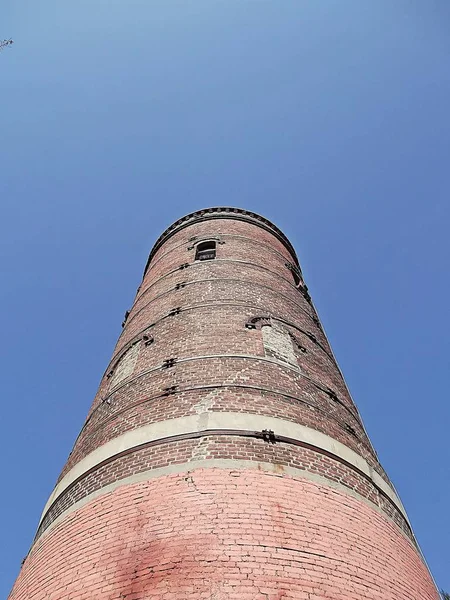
{"left": 162, "top": 358, "right": 177, "bottom": 369}
{"left": 261, "top": 429, "right": 276, "bottom": 444}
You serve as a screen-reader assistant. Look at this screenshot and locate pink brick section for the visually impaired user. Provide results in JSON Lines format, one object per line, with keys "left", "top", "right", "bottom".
{"left": 10, "top": 469, "right": 438, "bottom": 600}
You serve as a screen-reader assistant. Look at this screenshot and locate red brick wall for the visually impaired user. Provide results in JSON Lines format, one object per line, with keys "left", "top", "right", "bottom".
{"left": 65, "top": 215, "right": 372, "bottom": 473}
{"left": 11, "top": 470, "right": 438, "bottom": 600}
{"left": 9, "top": 209, "right": 438, "bottom": 599}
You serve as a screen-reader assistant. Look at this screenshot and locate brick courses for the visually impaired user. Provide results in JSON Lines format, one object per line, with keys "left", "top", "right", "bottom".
{"left": 9, "top": 207, "right": 438, "bottom": 599}
{"left": 11, "top": 471, "right": 437, "bottom": 600}
{"left": 36, "top": 436, "right": 411, "bottom": 541}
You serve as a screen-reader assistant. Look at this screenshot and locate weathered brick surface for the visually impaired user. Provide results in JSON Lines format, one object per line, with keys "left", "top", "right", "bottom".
{"left": 63, "top": 372, "right": 377, "bottom": 482}
{"left": 147, "top": 219, "right": 295, "bottom": 272}
{"left": 115, "top": 279, "right": 322, "bottom": 356}
{"left": 12, "top": 471, "right": 438, "bottom": 600}
{"left": 37, "top": 437, "right": 411, "bottom": 541}
{"left": 135, "top": 260, "right": 308, "bottom": 319}
{"left": 9, "top": 209, "right": 438, "bottom": 599}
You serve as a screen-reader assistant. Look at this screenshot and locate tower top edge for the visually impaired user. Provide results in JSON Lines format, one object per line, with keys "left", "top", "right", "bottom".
{"left": 143, "top": 206, "right": 299, "bottom": 277}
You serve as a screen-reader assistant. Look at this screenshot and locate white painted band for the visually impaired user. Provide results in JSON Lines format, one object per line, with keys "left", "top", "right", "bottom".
{"left": 40, "top": 412, "right": 408, "bottom": 525}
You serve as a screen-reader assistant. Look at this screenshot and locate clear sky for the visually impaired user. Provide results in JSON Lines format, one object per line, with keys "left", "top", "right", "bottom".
{"left": 1, "top": 1, "right": 449, "bottom": 596}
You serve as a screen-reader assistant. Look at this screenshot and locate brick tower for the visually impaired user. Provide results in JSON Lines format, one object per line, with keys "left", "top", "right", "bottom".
{"left": 10, "top": 207, "right": 438, "bottom": 600}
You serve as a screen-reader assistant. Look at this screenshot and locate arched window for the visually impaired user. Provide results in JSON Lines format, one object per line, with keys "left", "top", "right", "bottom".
{"left": 195, "top": 240, "right": 216, "bottom": 261}
{"left": 108, "top": 342, "right": 141, "bottom": 389}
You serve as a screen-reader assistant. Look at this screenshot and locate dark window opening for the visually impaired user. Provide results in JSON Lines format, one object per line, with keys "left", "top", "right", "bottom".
{"left": 286, "top": 262, "right": 302, "bottom": 287}
{"left": 291, "top": 270, "right": 301, "bottom": 287}
{"left": 195, "top": 240, "right": 216, "bottom": 261}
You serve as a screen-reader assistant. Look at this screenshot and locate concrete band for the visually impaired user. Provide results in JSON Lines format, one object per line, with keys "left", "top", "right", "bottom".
{"left": 34, "top": 460, "right": 415, "bottom": 550}
{"left": 82, "top": 385, "right": 364, "bottom": 460}
{"left": 40, "top": 412, "right": 408, "bottom": 525}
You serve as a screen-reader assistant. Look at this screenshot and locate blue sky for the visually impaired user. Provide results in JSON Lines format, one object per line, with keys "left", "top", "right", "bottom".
{"left": 1, "top": 1, "right": 449, "bottom": 595}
